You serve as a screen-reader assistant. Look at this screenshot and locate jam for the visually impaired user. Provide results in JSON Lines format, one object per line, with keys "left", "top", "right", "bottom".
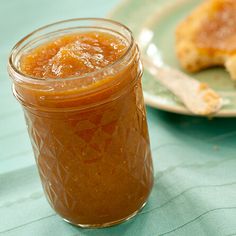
{"left": 9, "top": 19, "right": 153, "bottom": 227}
{"left": 20, "top": 32, "right": 127, "bottom": 78}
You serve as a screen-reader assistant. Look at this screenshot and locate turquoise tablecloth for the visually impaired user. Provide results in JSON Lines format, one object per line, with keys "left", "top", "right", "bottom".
{"left": 1, "top": 0, "right": 236, "bottom": 235}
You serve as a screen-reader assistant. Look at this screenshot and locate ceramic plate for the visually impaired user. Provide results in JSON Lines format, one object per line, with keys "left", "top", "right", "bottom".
{"left": 109, "top": 0, "right": 236, "bottom": 117}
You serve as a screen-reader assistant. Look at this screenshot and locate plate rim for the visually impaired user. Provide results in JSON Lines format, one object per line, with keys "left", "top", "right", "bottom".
{"left": 109, "top": 0, "right": 236, "bottom": 117}
{"left": 144, "top": 92, "right": 236, "bottom": 117}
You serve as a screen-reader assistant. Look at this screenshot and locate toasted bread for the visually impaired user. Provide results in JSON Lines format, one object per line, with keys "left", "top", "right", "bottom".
{"left": 175, "top": 0, "right": 236, "bottom": 80}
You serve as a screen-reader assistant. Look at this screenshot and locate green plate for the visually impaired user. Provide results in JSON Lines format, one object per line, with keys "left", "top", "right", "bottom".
{"left": 109, "top": 0, "right": 236, "bottom": 117}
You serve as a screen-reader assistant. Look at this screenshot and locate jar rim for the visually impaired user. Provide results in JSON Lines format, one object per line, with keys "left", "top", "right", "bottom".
{"left": 8, "top": 17, "right": 134, "bottom": 84}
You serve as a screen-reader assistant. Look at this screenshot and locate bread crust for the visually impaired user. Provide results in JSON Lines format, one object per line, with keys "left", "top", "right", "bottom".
{"left": 175, "top": 0, "right": 236, "bottom": 80}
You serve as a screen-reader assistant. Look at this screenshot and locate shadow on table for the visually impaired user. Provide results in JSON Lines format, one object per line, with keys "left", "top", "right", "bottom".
{"left": 147, "top": 107, "right": 236, "bottom": 150}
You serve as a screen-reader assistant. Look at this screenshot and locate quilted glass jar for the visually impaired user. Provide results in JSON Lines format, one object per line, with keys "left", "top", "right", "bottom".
{"left": 8, "top": 18, "right": 154, "bottom": 228}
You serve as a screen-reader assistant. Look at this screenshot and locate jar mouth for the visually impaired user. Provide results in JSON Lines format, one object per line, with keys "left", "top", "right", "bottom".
{"left": 8, "top": 18, "right": 134, "bottom": 84}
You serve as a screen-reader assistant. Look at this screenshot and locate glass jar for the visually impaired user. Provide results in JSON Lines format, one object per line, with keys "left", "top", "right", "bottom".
{"left": 8, "top": 18, "right": 154, "bottom": 228}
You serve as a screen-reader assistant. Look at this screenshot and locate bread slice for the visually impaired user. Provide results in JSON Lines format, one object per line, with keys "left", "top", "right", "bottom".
{"left": 175, "top": 0, "right": 236, "bottom": 80}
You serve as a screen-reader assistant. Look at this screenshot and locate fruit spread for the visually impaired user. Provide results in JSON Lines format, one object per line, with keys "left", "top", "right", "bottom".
{"left": 9, "top": 20, "right": 153, "bottom": 227}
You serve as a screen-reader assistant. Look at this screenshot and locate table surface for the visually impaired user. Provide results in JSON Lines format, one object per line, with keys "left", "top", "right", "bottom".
{"left": 1, "top": 1, "right": 236, "bottom": 236}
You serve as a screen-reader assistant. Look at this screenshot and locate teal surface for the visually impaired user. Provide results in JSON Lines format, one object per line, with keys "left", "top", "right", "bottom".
{"left": 1, "top": 1, "right": 236, "bottom": 236}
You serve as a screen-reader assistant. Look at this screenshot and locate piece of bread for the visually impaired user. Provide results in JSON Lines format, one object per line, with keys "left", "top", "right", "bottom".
{"left": 175, "top": 0, "right": 236, "bottom": 80}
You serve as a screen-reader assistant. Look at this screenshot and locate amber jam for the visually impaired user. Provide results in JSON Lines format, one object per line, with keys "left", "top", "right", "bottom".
{"left": 8, "top": 19, "right": 153, "bottom": 227}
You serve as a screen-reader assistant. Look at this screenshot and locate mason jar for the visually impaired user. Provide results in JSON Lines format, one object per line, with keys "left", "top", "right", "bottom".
{"left": 8, "top": 18, "right": 153, "bottom": 228}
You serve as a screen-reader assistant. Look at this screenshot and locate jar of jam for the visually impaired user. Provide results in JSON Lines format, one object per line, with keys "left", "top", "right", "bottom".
{"left": 8, "top": 18, "right": 154, "bottom": 228}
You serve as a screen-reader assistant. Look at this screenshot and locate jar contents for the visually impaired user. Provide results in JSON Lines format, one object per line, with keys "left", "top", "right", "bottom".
{"left": 14, "top": 28, "right": 153, "bottom": 227}
{"left": 20, "top": 32, "right": 127, "bottom": 78}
